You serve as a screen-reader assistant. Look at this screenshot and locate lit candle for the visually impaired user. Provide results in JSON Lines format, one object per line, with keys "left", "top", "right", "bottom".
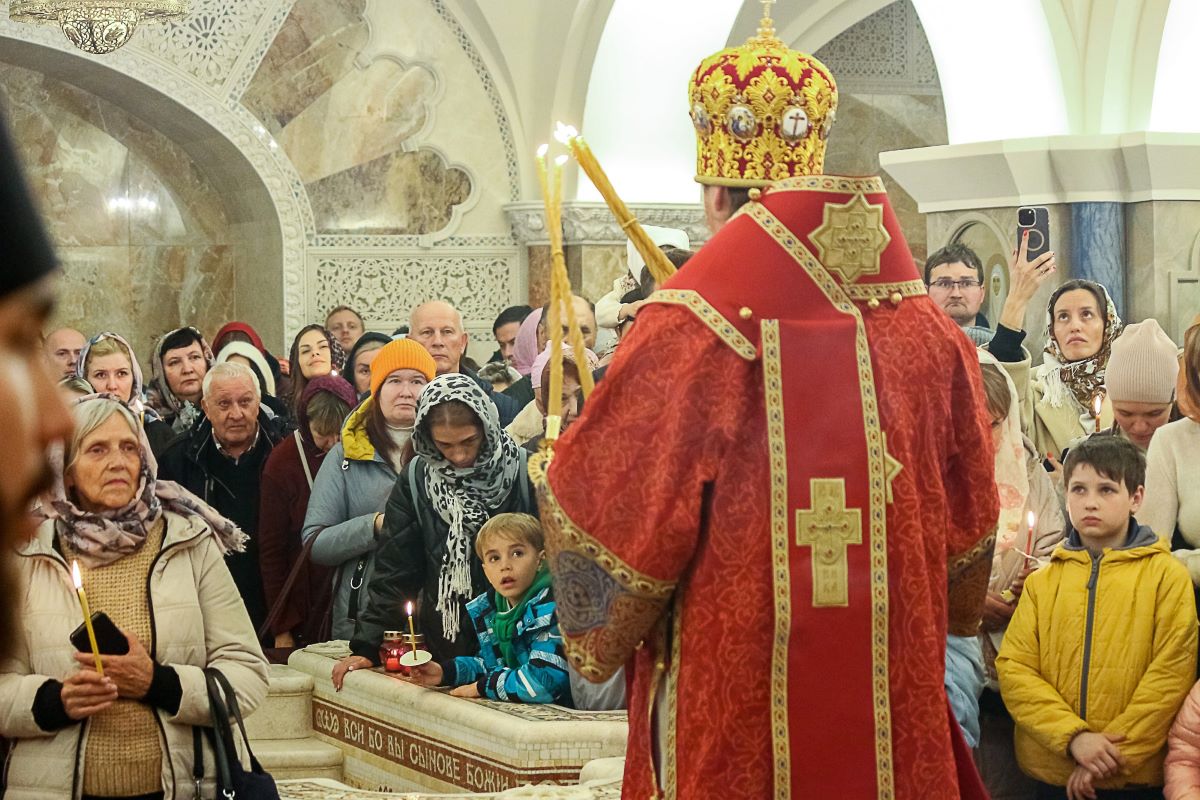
{"left": 555, "top": 122, "right": 676, "bottom": 287}
{"left": 70, "top": 561, "right": 104, "bottom": 676}
{"left": 1024, "top": 510, "right": 1037, "bottom": 566}
{"left": 1092, "top": 393, "right": 1103, "bottom": 434}
{"left": 405, "top": 600, "right": 418, "bottom": 654}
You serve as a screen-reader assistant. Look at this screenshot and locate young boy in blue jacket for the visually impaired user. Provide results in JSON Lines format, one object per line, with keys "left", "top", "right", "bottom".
{"left": 407, "top": 513, "right": 570, "bottom": 704}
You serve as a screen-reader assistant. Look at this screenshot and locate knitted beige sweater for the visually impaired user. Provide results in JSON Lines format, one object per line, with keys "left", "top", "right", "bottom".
{"left": 63, "top": 518, "right": 165, "bottom": 797}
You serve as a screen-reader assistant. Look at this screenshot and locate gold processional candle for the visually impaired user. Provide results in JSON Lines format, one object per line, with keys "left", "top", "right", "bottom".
{"left": 555, "top": 122, "right": 676, "bottom": 287}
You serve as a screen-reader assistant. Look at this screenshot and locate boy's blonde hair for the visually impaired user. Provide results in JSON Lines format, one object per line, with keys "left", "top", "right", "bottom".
{"left": 475, "top": 513, "right": 544, "bottom": 558}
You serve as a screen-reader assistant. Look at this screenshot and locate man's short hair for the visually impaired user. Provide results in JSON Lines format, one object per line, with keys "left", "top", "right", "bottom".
{"left": 160, "top": 327, "right": 204, "bottom": 357}
{"left": 493, "top": 305, "right": 532, "bottom": 334}
{"left": 475, "top": 512, "right": 545, "bottom": 558}
{"left": 1063, "top": 435, "right": 1145, "bottom": 495}
{"left": 202, "top": 361, "right": 260, "bottom": 400}
{"left": 325, "top": 305, "right": 364, "bottom": 325}
{"left": 924, "top": 243, "right": 984, "bottom": 284}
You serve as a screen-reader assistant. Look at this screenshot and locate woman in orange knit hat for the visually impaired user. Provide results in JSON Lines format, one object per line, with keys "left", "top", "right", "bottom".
{"left": 303, "top": 338, "right": 437, "bottom": 652}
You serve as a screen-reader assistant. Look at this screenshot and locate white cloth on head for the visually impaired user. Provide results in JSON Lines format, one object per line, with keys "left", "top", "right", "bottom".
{"left": 215, "top": 341, "right": 277, "bottom": 396}
{"left": 625, "top": 225, "right": 690, "bottom": 282}
{"left": 596, "top": 226, "right": 691, "bottom": 329}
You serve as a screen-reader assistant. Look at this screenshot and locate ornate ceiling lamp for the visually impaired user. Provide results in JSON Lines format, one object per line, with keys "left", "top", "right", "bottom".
{"left": 10, "top": 0, "right": 188, "bottom": 55}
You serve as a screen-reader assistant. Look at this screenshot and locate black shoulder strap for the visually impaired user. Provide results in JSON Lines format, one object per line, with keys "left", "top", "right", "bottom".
{"left": 407, "top": 456, "right": 430, "bottom": 537}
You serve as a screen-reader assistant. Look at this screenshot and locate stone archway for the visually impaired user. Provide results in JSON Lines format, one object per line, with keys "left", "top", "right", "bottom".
{"left": 0, "top": 11, "right": 311, "bottom": 349}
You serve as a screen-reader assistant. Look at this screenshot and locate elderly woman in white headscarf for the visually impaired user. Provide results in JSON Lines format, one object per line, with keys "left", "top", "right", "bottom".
{"left": 0, "top": 395, "right": 268, "bottom": 800}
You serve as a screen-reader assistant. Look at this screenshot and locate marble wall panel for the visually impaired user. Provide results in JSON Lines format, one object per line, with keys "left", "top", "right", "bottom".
{"left": 245, "top": 0, "right": 472, "bottom": 237}
{"left": 1125, "top": 201, "right": 1200, "bottom": 341}
{"left": 280, "top": 60, "right": 435, "bottom": 185}
{"left": 580, "top": 246, "right": 627, "bottom": 304}
{"left": 0, "top": 61, "right": 241, "bottom": 360}
{"left": 241, "top": 0, "right": 369, "bottom": 132}
{"left": 307, "top": 150, "right": 470, "bottom": 235}
{"left": 526, "top": 246, "right": 552, "bottom": 309}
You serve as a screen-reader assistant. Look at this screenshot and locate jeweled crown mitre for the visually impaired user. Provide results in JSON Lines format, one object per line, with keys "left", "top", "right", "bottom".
{"left": 690, "top": 6, "right": 838, "bottom": 188}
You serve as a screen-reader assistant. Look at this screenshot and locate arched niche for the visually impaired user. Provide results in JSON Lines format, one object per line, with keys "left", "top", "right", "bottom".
{"left": 0, "top": 33, "right": 296, "bottom": 351}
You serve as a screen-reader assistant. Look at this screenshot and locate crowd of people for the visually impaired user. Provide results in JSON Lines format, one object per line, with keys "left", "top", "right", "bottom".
{"left": 925, "top": 233, "right": 1200, "bottom": 800}
{"left": 3, "top": 200, "right": 1200, "bottom": 800}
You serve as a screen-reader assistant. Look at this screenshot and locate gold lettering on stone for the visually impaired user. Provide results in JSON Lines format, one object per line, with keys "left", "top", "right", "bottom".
{"left": 795, "top": 479, "right": 862, "bottom": 607}
{"left": 810, "top": 193, "right": 892, "bottom": 283}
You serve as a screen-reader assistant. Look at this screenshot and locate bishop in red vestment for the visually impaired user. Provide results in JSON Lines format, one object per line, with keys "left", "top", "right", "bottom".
{"left": 536, "top": 9, "right": 999, "bottom": 800}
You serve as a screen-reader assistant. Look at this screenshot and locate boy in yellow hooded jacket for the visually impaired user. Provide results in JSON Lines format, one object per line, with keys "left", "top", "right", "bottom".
{"left": 998, "top": 436, "right": 1197, "bottom": 800}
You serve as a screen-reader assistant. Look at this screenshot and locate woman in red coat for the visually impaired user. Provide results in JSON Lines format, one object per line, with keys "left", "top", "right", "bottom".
{"left": 258, "top": 375, "right": 357, "bottom": 648}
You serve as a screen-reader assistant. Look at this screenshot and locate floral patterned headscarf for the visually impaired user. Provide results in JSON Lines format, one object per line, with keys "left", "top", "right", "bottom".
{"left": 1038, "top": 281, "right": 1123, "bottom": 411}
{"left": 36, "top": 395, "right": 246, "bottom": 568}
{"left": 146, "top": 327, "right": 215, "bottom": 433}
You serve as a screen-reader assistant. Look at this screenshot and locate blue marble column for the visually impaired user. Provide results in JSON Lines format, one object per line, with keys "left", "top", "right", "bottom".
{"left": 1070, "top": 202, "right": 1126, "bottom": 317}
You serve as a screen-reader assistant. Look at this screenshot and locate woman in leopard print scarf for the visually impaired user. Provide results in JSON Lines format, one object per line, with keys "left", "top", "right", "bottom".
{"left": 411, "top": 373, "right": 524, "bottom": 641}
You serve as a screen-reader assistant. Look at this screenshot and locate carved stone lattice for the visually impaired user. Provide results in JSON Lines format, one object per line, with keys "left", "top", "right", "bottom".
{"left": 814, "top": 0, "right": 940, "bottom": 95}
{"left": 506, "top": 202, "right": 711, "bottom": 247}
{"left": 134, "top": 0, "right": 272, "bottom": 89}
{"left": 311, "top": 253, "right": 517, "bottom": 331}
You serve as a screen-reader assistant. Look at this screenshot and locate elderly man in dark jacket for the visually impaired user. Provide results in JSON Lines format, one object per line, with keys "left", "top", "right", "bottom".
{"left": 158, "top": 360, "right": 285, "bottom": 635}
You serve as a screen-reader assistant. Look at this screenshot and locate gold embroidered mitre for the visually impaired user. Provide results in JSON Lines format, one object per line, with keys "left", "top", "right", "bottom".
{"left": 689, "top": 5, "right": 838, "bottom": 187}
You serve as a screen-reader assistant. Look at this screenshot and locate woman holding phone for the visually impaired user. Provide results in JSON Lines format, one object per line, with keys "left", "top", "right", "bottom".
{"left": 0, "top": 395, "right": 268, "bottom": 800}
{"left": 990, "top": 228, "right": 1122, "bottom": 459}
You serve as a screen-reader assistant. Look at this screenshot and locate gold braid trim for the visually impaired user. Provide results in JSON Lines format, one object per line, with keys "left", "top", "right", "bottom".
{"left": 534, "top": 453, "right": 676, "bottom": 681}
{"left": 947, "top": 524, "right": 999, "bottom": 638}
{"left": 651, "top": 290, "right": 758, "bottom": 361}
{"left": 840, "top": 281, "right": 927, "bottom": 301}
{"left": 765, "top": 175, "right": 887, "bottom": 195}
{"left": 948, "top": 528, "right": 999, "bottom": 582}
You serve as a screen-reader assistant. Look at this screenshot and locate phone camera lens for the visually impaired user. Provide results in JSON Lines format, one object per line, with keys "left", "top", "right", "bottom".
{"left": 1018, "top": 208, "right": 1035, "bottom": 226}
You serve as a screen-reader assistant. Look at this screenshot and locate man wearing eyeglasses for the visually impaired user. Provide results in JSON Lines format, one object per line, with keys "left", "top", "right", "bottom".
{"left": 925, "top": 243, "right": 988, "bottom": 328}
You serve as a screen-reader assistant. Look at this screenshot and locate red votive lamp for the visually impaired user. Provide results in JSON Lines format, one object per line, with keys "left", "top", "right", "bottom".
{"left": 380, "top": 631, "right": 405, "bottom": 673}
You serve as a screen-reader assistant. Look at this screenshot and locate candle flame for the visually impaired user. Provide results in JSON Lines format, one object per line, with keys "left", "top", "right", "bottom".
{"left": 405, "top": 600, "right": 413, "bottom": 616}
{"left": 554, "top": 122, "right": 578, "bottom": 144}
{"left": 1093, "top": 394, "right": 1103, "bottom": 416}
{"left": 554, "top": 154, "right": 568, "bottom": 167}
{"left": 536, "top": 143, "right": 548, "bottom": 159}
{"left": 71, "top": 560, "right": 82, "bottom": 589}
{"left": 1027, "top": 510, "right": 1037, "bottom": 529}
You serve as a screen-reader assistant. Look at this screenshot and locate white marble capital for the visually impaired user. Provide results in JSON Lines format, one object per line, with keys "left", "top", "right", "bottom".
{"left": 880, "top": 132, "right": 1200, "bottom": 212}
{"left": 505, "top": 202, "right": 709, "bottom": 247}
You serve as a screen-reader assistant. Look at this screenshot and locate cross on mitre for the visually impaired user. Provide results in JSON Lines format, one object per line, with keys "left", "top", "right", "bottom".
{"left": 782, "top": 108, "right": 809, "bottom": 139}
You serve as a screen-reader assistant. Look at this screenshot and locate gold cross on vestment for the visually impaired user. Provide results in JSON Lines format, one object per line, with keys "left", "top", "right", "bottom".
{"left": 796, "top": 479, "right": 862, "bottom": 607}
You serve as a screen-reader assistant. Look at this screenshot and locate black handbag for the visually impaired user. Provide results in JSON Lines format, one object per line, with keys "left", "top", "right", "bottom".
{"left": 191, "top": 668, "right": 280, "bottom": 800}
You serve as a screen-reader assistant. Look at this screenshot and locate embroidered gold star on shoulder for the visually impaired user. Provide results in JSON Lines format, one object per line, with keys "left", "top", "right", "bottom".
{"left": 810, "top": 193, "right": 891, "bottom": 284}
